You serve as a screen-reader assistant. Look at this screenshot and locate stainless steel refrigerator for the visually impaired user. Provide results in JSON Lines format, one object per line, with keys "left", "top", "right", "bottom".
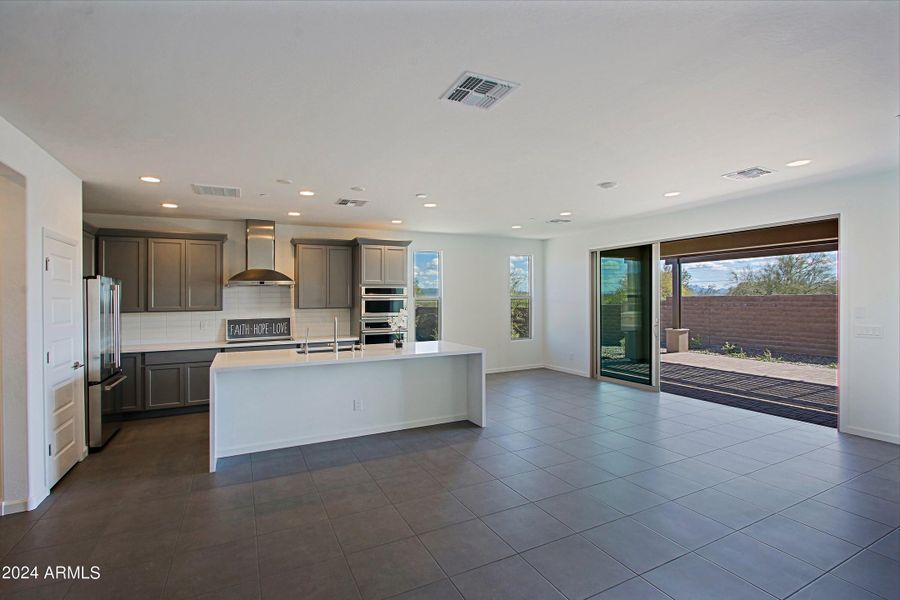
{"left": 84, "top": 275, "right": 125, "bottom": 448}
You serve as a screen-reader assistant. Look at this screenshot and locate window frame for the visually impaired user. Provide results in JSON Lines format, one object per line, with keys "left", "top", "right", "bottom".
{"left": 509, "top": 254, "right": 533, "bottom": 341}
{"left": 413, "top": 250, "right": 443, "bottom": 342}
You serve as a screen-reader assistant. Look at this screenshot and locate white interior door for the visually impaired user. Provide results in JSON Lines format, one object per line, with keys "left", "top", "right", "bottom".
{"left": 43, "top": 232, "right": 82, "bottom": 487}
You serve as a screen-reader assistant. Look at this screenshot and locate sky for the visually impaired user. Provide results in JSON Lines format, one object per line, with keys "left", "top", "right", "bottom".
{"left": 414, "top": 251, "right": 440, "bottom": 293}
{"left": 681, "top": 251, "right": 837, "bottom": 291}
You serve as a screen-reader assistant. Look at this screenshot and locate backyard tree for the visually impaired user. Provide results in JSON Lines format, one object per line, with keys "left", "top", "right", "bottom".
{"left": 729, "top": 253, "right": 837, "bottom": 296}
{"left": 660, "top": 264, "right": 693, "bottom": 300}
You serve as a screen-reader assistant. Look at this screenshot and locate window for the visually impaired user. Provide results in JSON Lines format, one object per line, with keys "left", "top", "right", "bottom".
{"left": 414, "top": 251, "right": 441, "bottom": 341}
{"left": 509, "top": 255, "right": 532, "bottom": 340}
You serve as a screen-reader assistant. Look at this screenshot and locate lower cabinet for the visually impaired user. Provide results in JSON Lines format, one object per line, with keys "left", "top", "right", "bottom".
{"left": 140, "top": 349, "right": 218, "bottom": 412}
{"left": 185, "top": 362, "right": 211, "bottom": 405}
{"left": 116, "top": 353, "right": 144, "bottom": 412}
{"left": 145, "top": 364, "right": 186, "bottom": 410}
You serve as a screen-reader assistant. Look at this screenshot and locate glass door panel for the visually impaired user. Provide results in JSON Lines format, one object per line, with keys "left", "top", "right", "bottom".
{"left": 595, "top": 245, "right": 655, "bottom": 387}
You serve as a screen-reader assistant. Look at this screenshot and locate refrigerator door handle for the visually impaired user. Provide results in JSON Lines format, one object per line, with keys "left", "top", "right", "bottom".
{"left": 103, "top": 373, "right": 128, "bottom": 391}
{"left": 112, "top": 283, "right": 122, "bottom": 369}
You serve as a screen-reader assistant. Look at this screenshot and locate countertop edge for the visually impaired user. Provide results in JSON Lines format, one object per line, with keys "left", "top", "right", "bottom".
{"left": 209, "top": 344, "right": 485, "bottom": 373}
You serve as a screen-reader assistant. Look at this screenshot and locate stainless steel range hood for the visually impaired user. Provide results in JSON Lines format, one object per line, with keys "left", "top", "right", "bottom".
{"left": 227, "top": 220, "right": 294, "bottom": 286}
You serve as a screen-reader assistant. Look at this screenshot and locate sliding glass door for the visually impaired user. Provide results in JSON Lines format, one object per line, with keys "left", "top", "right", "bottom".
{"left": 592, "top": 244, "right": 659, "bottom": 389}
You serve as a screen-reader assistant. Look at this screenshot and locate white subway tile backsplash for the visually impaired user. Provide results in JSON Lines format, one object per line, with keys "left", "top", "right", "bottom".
{"left": 120, "top": 285, "right": 352, "bottom": 346}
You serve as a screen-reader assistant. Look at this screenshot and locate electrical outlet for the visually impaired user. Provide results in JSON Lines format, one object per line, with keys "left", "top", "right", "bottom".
{"left": 353, "top": 398, "right": 362, "bottom": 411}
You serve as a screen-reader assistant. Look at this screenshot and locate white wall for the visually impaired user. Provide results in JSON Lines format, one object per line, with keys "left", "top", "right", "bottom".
{"left": 544, "top": 170, "right": 900, "bottom": 444}
{"left": 0, "top": 116, "right": 83, "bottom": 512}
{"left": 84, "top": 214, "right": 545, "bottom": 372}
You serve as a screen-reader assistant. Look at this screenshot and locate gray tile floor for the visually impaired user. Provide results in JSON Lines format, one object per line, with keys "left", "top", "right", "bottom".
{"left": 1, "top": 368, "right": 898, "bottom": 599}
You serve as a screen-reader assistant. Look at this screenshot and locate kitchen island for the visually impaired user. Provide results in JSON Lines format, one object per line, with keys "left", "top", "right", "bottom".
{"left": 209, "top": 341, "right": 486, "bottom": 471}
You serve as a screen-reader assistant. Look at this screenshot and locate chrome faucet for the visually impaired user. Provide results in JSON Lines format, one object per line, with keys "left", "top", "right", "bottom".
{"left": 333, "top": 315, "right": 339, "bottom": 355}
{"left": 305, "top": 327, "right": 310, "bottom": 356}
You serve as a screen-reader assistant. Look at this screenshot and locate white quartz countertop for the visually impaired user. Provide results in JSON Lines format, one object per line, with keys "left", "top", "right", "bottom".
{"left": 123, "top": 336, "right": 359, "bottom": 354}
{"left": 210, "top": 341, "right": 485, "bottom": 372}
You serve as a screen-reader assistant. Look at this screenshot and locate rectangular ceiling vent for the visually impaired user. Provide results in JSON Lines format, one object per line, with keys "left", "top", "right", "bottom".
{"left": 721, "top": 166, "right": 775, "bottom": 181}
{"left": 335, "top": 198, "right": 368, "bottom": 207}
{"left": 442, "top": 71, "right": 519, "bottom": 110}
{"left": 191, "top": 183, "right": 242, "bottom": 197}
{"left": 547, "top": 218, "right": 572, "bottom": 224}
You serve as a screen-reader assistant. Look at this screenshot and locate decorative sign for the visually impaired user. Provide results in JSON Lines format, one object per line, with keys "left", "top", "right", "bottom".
{"left": 226, "top": 317, "right": 292, "bottom": 342}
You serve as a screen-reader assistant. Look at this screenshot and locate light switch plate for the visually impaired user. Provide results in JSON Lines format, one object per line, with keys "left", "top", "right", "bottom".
{"left": 854, "top": 325, "right": 884, "bottom": 338}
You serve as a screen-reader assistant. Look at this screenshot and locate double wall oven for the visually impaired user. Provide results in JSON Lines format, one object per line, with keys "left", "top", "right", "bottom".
{"left": 360, "top": 286, "right": 407, "bottom": 345}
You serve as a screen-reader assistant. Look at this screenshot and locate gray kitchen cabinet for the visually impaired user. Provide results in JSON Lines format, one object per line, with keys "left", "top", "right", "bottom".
{"left": 186, "top": 240, "right": 223, "bottom": 311}
{"left": 292, "top": 240, "right": 354, "bottom": 309}
{"left": 383, "top": 246, "right": 408, "bottom": 285}
{"left": 83, "top": 227, "right": 96, "bottom": 278}
{"left": 144, "top": 363, "right": 185, "bottom": 410}
{"left": 361, "top": 245, "right": 385, "bottom": 285}
{"left": 356, "top": 242, "right": 409, "bottom": 286}
{"left": 142, "top": 349, "right": 217, "bottom": 411}
{"left": 296, "top": 244, "right": 327, "bottom": 308}
{"left": 116, "top": 353, "right": 143, "bottom": 412}
{"left": 185, "top": 362, "right": 211, "bottom": 405}
{"left": 326, "top": 246, "right": 352, "bottom": 308}
{"left": 148, "top": 238, "right": 186, "bottom": 311}
{"left": 97, "top": 230, "right": 225, "bottom": 313}
{"left": 98, "top": 236, "right": 147, "bottom": 312}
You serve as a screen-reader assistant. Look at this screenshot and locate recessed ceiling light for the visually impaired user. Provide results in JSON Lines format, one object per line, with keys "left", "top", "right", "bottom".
{"left": 597, "top": 181, "right": 618, "bottom": 189}
{"left": 391, "top": 219, "right": 403, "bottom": 224}
{"left": 559, "top": 211, "right": 573, "bottom": 216}
{"left": 258, "top": 193, "right": 268, "bottom": 197}
{"left": 140, "top": 176, "right": 161, "bottom": 183}
{"left": 276, "top": 178, "right": 293, "bottom": 184}
{"left": 299, "top": 190, "right": 315, "bottom": 196}
{"left": 351, "top": 186, "right": 366, "bottom": 192}
{"left": 423, "top": 202, "right": 437, "bottom": 208}
{"left": 161, "top": 202, "right": 178, "bottom": 208}
{"left": 287, "top": 211, "right": 301, "bottom": 216}
{"left": 663, "top": 191, "right": 681, "bottom": 197}
{"left": 511, "top": 225, "right": 522, "bottom": 230}
{"left": 785, "top": 159, "right": 812, "bottom": 167}
{"left": 415, "top": 193, "right": 428, "bottom": 199}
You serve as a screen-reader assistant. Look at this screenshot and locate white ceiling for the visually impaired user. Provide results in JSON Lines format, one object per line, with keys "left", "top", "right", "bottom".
{"left": 1, "top": 1, "right": 897, "bottom": 238}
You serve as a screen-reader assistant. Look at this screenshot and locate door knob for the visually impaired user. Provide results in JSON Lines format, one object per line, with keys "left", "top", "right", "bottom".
{"left": 73, "top": 361, "right": 84, "bottom": 369}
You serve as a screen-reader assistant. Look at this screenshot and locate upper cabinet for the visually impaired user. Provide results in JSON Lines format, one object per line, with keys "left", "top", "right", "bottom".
{"left": 384, "top": 246, "right": 408, "bottom": 285}
{"left": 356, "top": 240, "right": 410, "bottom": 286}
{"left": 148, "top": 238, "right": 186, "bottom": 311}
{"left": 185, "top": 240, "right": 223, "bottom": 310}
{"left": 292, "top": 240, "right": 353, "bottom": 309}
{"left": 98, "top": 230, "right": 225, "bottom": 312}
{"left": 361, "top": 245, "right": 385, "bottom": 285}
{"left": 99, "top": 236, "right": 147, "bottom": 312}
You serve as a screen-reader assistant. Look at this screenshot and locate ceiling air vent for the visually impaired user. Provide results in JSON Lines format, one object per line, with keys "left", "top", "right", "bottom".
{"left": 191, "top": 183, "right": 242, "bottom": 198}
{"left": 722, "top": 167, "right": 775, "bottom": 181}
{"left": 335, "top": 198, "right": 368, "bottom": 207}
{"left": 547, "top": 218, "right": 572, "bottom": 224}
{"left": 442, "top": 72, "right": 519, "bottom": 110}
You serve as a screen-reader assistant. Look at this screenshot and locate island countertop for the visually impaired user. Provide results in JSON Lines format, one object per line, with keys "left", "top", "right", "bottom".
{"left": 209, "top": 340, "right": 485, "bottom": 373}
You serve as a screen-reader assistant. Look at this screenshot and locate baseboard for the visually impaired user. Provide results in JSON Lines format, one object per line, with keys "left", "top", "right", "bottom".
{"left": 486, "top": 364, "right": 545, "bottom": 374}
{"left": 840, "top": 425, "right": 900, "bottom": 445}
{"left": 542, "top": 364, "right": 591, "bottom": 378}
{"left": 216, "top": 413, "right": 472, "bottom": 460}
{"left": 1, "top": 497, "right": 29, "bottom": 515}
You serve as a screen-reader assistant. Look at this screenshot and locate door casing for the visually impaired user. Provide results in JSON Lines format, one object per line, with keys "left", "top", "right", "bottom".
{"left": 589, "top": 243, "right": 660, "bottom": 392}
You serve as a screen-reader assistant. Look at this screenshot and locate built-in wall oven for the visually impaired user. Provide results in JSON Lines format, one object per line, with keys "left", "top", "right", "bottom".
{"left": 359, "top": 286, "right": 407, "bottom": 343}
{"left": 361, "top": 330, "right": 407, "bottom": 346}
{"left": 361, "top": 297, "right": 407, "bottom": 317}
